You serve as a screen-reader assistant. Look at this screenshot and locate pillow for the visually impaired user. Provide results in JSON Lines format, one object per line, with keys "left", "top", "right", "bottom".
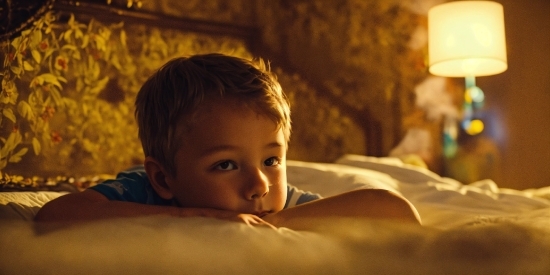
{"left": 334, "top": 154, "right": 454, "bottom": 184}
{"left": 286, "top": 159, "right": 401, "bottom": 198}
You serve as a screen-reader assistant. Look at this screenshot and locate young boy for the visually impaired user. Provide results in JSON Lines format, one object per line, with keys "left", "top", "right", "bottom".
{"left": 35, "top": 53, "right": 421, "bottom": 228}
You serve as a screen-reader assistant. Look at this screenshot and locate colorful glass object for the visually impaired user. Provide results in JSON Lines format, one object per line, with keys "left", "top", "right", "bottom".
{"left": 462, "top": 76, "right": 485, "bottom": 136}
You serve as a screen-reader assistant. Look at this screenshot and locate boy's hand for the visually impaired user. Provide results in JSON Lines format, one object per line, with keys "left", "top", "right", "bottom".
{"left": 234, "top": 213, "right": 277, "bottom": 230}
{"left": 181, "top": 208, "right": 277, "bottom": 230}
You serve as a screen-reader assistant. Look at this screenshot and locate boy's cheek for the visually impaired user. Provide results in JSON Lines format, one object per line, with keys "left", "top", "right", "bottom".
{"left": 273, "top": 182, "right": 287, "bottom": 211}
{"left": 280, "top": 170, "right": 288, "bottom": 207}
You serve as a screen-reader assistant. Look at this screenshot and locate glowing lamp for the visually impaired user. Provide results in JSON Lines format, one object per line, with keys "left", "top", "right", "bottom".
{"left": 428, "top": 1, "right": 507, "bottom": 77}
{"left": 428, "top": 1, "right": 508, "bottom": 156}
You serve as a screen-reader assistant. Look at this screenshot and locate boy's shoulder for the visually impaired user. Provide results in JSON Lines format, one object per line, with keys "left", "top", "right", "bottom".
{"left": 286, "top": 185, "right": 321, "bottom": 208}
{"left": 90, "top": 165, "right": 171, "bottom": 205}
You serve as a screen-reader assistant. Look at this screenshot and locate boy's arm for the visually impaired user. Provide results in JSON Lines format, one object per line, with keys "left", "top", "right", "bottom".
{"left": 34, "top": 189, "right": 274, "bottom": 228}
{"left": 263, "top": 189, "right": 421, "bottom": 230}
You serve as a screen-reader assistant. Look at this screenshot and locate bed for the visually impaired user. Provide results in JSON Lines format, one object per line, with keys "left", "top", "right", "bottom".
{"left": 1, "top": 1, "right": 550, "bottom": 274}
{"left": 1, "top": 155, "right": 550, "bottom": 274}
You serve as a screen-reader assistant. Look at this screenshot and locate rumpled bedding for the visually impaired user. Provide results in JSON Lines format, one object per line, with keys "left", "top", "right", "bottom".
{"left": 1, "top": 155, "right": 549, "bottom": 275}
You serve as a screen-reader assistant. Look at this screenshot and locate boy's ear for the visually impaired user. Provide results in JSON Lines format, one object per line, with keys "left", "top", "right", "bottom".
{"left": 143, "top": 156, "right": 175, "bottom": 200}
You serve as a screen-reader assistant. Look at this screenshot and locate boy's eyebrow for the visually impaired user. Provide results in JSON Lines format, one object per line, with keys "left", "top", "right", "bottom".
{"left": 199, "top": 142, "right": 284, "bottom": 158}
{"left": 265, "top": 141, "right": 284, "bottom": 149}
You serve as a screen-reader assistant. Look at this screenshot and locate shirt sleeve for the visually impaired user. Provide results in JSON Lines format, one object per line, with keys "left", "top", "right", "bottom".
{"left": 89, "top": 165, "right": 171, "bottom": 205}
{"left": 284, "top": 184, "right": 322, "bottom": 209}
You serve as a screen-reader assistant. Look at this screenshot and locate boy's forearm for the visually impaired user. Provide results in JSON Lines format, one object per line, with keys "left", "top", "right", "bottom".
{"left": 35, "top": 194, "right": 174, "bottom": 222}
{"left": 34, "top": 190, "right": 235, "bottom": 222}
{"left": 263, "top": 189, "right": 421, "bottom": 230}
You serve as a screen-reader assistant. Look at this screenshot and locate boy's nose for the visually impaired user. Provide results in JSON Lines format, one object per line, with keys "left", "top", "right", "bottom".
{"left": 246, "top": 168, "right": 270, "bottom": 200}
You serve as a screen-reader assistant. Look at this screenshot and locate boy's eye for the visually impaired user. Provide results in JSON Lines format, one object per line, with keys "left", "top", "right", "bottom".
{"left": 264, "top": 157, "right": 280, "bottom": 167}
{"left": 215, "top": 161, "right": 237, "bottom": 171}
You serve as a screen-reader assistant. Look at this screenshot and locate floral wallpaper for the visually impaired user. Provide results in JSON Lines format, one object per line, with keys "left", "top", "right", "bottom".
{"left": 0, "top": 10, "right": 253, "bottom": 178}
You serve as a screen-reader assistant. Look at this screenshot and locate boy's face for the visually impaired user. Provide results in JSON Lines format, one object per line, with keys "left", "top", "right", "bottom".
{"left": 165, "top": 99, "right": 287, "bottom": 216}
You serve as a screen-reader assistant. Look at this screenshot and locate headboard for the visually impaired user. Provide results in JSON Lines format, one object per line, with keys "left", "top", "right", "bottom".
{"left": 0, "top": 0, "right": 449, "bottom": 186}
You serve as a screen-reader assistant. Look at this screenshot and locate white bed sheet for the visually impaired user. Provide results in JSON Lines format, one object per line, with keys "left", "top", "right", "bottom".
{"left": 333, "top": 154, "right": 550, "bottom": 229}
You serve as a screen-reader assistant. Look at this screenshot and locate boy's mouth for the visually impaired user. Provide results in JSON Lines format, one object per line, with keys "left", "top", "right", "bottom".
{"left": 255, "top": 211, "right": 272, "bottom": 218}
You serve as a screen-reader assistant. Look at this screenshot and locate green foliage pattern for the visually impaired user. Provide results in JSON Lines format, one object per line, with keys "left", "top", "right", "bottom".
{"left": 0, "top": 11, "right": 251, "bottom": 176}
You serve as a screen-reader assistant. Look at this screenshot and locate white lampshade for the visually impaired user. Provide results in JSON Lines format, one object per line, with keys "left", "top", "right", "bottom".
{"left": 428, "top": 1, "right": 507, "bottom": 77}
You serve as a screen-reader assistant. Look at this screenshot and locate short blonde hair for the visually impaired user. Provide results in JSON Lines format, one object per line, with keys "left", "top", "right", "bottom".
{"left": 135, "top": 53, "right": 291, "bottom": 176}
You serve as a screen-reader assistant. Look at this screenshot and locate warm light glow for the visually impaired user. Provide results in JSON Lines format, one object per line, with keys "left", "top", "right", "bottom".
{"left": 428, "top": 1, "right": 507, "bottom": 77}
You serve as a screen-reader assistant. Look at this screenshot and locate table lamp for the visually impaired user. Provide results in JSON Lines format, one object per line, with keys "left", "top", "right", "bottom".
{"left": 428, "top": 0, "right": 507, "bottom": 157}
